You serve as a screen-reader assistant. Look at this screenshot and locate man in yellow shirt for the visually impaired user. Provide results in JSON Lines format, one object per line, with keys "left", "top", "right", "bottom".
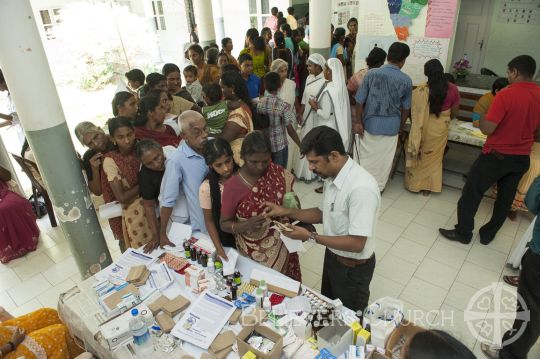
{"left": 286, "top": 7, "right": 298, "bottom": 30}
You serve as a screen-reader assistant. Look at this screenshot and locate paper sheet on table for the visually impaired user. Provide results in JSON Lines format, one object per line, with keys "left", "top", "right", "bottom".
{"left": 146, "top": 262, "right": 175, "bottom": 291}
{"left": 279, "top": 232, "right": 306, "bottom": 253}
{"left": 167, "top": 222, "right": 193, "bottom": 246}
{"left": 285, "top": 296, "right": 312, "bottom": 313}
{"left": 95, "top": 249, "right": 157, "bottom": 281}
{"left": 222, "top": 248, "right": 238, "bottom": 276}
{"left": 459, "top": 122, "right": 487, "bottom": 138}
{"left": 171, "top": 291, "right": 235, "bottom": 349}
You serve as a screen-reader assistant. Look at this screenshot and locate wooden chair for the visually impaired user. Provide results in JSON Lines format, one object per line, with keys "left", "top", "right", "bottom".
{"left": 11, "top": 153, "right": 57, "bottom": 227}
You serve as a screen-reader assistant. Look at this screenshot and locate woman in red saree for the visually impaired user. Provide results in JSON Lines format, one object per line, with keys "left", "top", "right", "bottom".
{"left": 220, "top": 131, "right": 301, "bottom": 281}
{"left": 133, "top": 93, "right": 180, "bottom": 148}
{"left": 0, "top": 165, "right": 39, "bottom": 263}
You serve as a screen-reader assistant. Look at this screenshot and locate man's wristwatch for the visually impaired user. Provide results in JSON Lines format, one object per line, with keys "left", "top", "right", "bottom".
{"left": 308, "top": 232, "right": 318, "bottom": 243}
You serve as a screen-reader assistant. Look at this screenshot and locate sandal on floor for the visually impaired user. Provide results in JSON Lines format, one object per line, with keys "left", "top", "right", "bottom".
{"left": 503, "top": 275, "right": 519, "bottom": 287}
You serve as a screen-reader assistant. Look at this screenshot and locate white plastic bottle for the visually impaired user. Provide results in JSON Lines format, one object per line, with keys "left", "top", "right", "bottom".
{"left": 129, "top": 308, "right": 153, "bottom": 356}
{"left": 259, "top": 280, "right": 268, "bottom": 297}
{"left": 207, "top": 257, "right": 215, "bottom": 273}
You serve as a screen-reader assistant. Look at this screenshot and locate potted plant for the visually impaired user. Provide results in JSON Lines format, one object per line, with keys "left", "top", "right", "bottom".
{"left": 453, "top": 55, "right": 472, "bottom": 79}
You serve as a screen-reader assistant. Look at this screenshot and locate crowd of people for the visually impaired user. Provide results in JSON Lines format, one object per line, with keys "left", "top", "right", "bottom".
{"left": 2, "top": 6, "right": 540, "bottom": 358}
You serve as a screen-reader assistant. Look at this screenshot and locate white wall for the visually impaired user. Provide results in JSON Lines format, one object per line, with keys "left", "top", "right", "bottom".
{"left": 483, "top": 0, "right": 540, "bottom": 75}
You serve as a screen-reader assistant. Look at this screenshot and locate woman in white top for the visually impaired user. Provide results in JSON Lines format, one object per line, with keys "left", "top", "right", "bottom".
{"left": 294, "top": 53, "right": 327, "bottom": 182}
{"left": 270, "top": 59, "right": 297, "bottom": 109}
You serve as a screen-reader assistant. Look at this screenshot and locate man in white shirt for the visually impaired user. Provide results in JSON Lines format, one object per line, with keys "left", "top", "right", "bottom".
{"left": 264, "top": 126, "right": 380, "bottom": 313}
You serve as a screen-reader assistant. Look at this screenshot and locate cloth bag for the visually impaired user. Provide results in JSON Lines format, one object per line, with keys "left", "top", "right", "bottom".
{"left": 363, "top": 297, "right": 404, "bottom": 348}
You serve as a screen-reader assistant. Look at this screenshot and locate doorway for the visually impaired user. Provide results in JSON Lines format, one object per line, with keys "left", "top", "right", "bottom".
{"left": 452, "top": 0, "right": 495, "bottom": 74}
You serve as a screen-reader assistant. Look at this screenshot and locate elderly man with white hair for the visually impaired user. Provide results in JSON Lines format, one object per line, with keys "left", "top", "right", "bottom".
{"left": 159, "top": 110, "right": 209, "bottom": 243}
{"left": 294, "top": 53, "right": 327, "bottom": 182}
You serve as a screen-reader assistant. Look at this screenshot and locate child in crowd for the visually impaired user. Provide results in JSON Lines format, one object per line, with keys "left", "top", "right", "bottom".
{"left": 125, "top": 68, "right": 145, "bottom": 97}
{"left": 239, "top": 53, "right": 262, "bottom": 101}
{"left": 256, "top": 72, "right": 300, "bottom": 168}
{"left": 183, "top": 65, "right": 205, "bottom": 106}
{"left": 202, "top": 83, "right": 229, "bottom": 136}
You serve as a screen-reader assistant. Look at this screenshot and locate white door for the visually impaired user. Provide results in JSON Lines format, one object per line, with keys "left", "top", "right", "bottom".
{"left": 452, "top": 0, "right": 494, "bottom": 74}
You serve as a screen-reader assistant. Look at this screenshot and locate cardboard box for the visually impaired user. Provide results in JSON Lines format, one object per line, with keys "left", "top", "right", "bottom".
{"left": 237, "top": 325, "right": 284, "bottom": 359}
{"left": 156, "top": 312, "right": 175, "bottom": 333}
{"left": 101, "top": 284, "right": 139, "bottom": 312}
{"left": 317, "top": 319, "right": 353, "bottom": 357}
{"left": 210, "top": 330, "right": 236, "bottom": 353}
{"left": 99, "top": 304, "right": 152, "bottom": 349}
{"left": 163, "top": 295, "right": 190, "bottom": 317}
{"left": 148, "top": 295, "right": 169, "bottom": 315}
{"left": 250, "top": 268, "right": 300, "bottom": 298}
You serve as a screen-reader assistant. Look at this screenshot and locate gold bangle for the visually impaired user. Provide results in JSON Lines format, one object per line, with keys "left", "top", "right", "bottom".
{"left": 231, "top": 221, "right": 236, "bottom": 235}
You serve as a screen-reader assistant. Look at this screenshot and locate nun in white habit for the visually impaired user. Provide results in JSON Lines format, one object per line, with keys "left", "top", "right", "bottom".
{"left": 294, "top": 53, "right": 327, "bottom": 181}
{"left": 307, "top": 57, "right": 352, "bottom": 151}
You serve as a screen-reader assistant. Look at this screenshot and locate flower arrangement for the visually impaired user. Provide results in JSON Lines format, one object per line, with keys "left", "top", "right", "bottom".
{"left": 453, "top": 56, "right": 472, "bottom": 78}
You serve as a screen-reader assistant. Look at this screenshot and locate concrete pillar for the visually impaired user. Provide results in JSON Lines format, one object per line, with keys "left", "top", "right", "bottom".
{"left": 0, "top": 0, "right": 112, "bottom": 278}
{"left": 193, "top": 0, "right": 216, "bottom": 47}
{"left": 211, "top": 0, "right": 225, "bottom": 44}
{"left": 309, "top": 0, "right": 332, "bottom": 58}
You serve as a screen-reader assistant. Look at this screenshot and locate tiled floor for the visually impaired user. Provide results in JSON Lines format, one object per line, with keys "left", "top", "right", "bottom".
{"left": 1, "top": 174, "right": 539, "bottom": 357}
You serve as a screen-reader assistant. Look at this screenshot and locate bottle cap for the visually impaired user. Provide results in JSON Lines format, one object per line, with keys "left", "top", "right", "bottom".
{"left": 259, "top": 280, "right": 266, "bottom": 286}
{"left": 131, "top": 308, "right": 139, "bottom": 316}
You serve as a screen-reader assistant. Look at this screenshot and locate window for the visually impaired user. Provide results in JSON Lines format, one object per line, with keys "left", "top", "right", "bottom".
{"left": 151, "top": 0, "right": 166, "bottom": 31}
{"left": 248, "top": 0, "right": 270, "bottom": 30}
{"left": 39, "top": 8, "right": 61, "bottom": 40}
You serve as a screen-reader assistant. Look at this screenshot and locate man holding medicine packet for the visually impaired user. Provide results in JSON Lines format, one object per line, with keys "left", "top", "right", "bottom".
{"left": 264, "top": 126, "right": 380, "bottom": 314}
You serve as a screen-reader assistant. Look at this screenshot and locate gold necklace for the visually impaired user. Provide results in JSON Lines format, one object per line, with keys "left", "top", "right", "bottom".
{"left": 238, "top": 171, "right": 254, "bottom": 188}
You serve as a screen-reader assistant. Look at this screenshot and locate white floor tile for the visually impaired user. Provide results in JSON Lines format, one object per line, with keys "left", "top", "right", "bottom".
{"left": 0, "top": 269, "right": 22, "bottom": 291}
{"left": 375, "top": 220, "right": 405, "bottom": 244}
{"left": 381, "top": 207, "right": 416, "bottom": 228}
{"left": 10, "top": 299, "right": 43, "bottom": 317}
{"left": 427, "top": 240, "right": 470, "bottom": 269}
{"left": 456, "top": 262, "right": 501, "bottom": 290}
{"left": 466, "top": 244, "right": 508, "bottom": 273}
{"left": 415, "top": 257, "right": 459, "bottom": 290}
{"left": 299, "top": 245, "right": 324, "bottom": 275}
{"left": 375, "top": 254, "right": 418, "bottom": 285}
{"left": 423, "top": 197, "right": 457, "bottom": 217}
{"left": 42, "top": 256, "right": 79, "bottom": 285}
{"left": 387, "top": 237, "right": 430, "bottom": 266}
{"left": 0, "top": 291, "right": 16, "bottom": 311}
{"left": 485, "top": 232, "right": 515, "bottom": 256}
{"left": 400, "top": 277, "right": 447, "bottom": 311}
{"left": 369, "top": 273, "right": 404, "bottom": 300}
{"left": 374, "top": 239, "right": 393, "bottom": 261}
{"left": 413, "top": 209, "right": 451, "bottom": 229}
{"left": 401, "top": 222, "right": 440, "bottom": 248}
{"left": 444, "top": 281, "right": 485, "bottom": 312}
{"left": 390, "top": 194, "right": 426, "bottom": 215}
{"left": 8, "top": 273, "right": 52, "bottom": 306}
{"left": 44, "top": 241, "right": 73, "bottom": 263}
{"left": 11, "top": 253, "right": 55, "bottom": 281}
{"left": 400, "top": 299, "right": 440, "bottom": 328}
{"left": 37, "top": 278, "right": 77, "bottom": 308}
{"left": 300, "top": 268, "right": 320, "bottom": 289}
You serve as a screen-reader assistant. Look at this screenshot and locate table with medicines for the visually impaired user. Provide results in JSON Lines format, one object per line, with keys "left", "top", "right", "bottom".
{"left": 57, "top": 223, "right": 399, "bottom": 359}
